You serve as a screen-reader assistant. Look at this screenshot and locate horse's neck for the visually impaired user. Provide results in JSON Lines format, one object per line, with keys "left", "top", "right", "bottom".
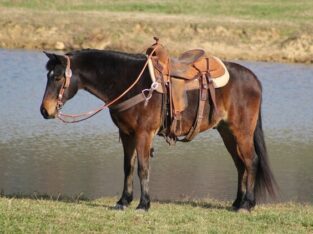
{"left": 77, "top": 54, "right": 145, "bottom": 103}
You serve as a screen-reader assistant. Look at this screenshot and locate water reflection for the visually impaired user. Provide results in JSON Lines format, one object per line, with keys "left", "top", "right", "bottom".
{"left": 0, "top": 49, "right": 312, "bottom": 203}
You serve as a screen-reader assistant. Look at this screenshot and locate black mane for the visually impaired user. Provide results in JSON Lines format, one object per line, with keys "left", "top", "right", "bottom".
{"left": 46, "top": 49, "right": 146, "bottom": 71}
{"left": 68, "top": 49, "right": 146, "bottom": 66}
{"left": 68, "top": 49, "right": 145, "bottom": 60}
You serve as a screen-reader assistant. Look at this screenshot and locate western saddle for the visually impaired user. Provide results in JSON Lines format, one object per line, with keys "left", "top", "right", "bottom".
{"left": 146, "top": 37, "right": 229, "bottom": 144}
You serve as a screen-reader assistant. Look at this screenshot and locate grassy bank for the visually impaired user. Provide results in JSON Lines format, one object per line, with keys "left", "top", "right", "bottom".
{"left": 0, "top": 197, "right": 312, "bottom": 233}
{"left": 0, "top": 0, "right": 313, "bottom": 63}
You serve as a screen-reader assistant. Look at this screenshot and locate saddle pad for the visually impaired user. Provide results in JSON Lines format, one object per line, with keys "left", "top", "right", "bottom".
{"left": 210, "top": 57, "right": 229, "bottom": 88}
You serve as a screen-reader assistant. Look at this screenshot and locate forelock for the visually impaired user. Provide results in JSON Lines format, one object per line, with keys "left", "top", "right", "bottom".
{"left": 46, "top": 58, "right": 58, "bottom": 71}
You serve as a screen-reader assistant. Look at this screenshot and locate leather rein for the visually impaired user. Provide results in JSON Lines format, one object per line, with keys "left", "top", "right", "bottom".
{"left": 56, "top": 46, "right": 158, "bottom": 123}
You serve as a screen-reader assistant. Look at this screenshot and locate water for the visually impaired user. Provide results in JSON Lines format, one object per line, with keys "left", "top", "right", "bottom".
{"left": 0, "top": 49, "right": 312, "bottom": 203}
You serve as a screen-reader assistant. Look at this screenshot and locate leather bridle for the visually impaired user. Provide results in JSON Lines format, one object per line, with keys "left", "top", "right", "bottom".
{"left": 56, "top": 55, "right": 72, "bottom": 111}
{"left": 55, "top": 45, "right": 159, "bottom": 123}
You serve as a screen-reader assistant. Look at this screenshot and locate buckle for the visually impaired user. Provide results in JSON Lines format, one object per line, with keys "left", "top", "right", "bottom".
{"left": 65, "top": 68, "right": 72, "bottom": 78}
{"left": 56, "top": 101, "right": 63, "bottom": 111}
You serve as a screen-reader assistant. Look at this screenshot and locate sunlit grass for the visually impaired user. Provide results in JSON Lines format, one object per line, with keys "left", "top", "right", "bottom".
{"left": 0, "top": 196, "right": 312, "bottom": 233}
{"left": 0, "top": 0, "right": 312, "bottom": 23}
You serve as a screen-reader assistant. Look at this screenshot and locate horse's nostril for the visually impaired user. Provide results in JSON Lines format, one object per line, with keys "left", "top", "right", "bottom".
{"left": 40, "top": 106, "right": 49, "bottom": 119}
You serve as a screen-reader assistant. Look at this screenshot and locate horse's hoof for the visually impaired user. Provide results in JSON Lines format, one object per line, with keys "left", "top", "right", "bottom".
{"left": 114, "top": 204, "right": 127, "bottom": 210}
{"left": 136, "top": 204, "right": 150, "bottom": 212}
{"left": 231, "top": 199, "right": 242, "bottom": 210}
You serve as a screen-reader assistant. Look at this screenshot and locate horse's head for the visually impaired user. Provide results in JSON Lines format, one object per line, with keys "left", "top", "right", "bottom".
{"left": 40, "top": 52, "right": 78, "bottom": 119}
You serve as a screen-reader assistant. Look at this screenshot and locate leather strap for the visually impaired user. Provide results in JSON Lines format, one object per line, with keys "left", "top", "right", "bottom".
{"left": 208, "top": 77, "right": 219, "bottom": 115}
{"left": 110, "top": 93, "right": 146, "bottom": 112}
{"left": 183, "top": 73, "right": 208, "bottom": 141}
{"left": 57, "top": 55, "right": 72, "bottom": 110}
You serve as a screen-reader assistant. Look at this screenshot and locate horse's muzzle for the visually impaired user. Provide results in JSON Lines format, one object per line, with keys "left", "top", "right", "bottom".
{"left": 40, "top": 105, "right": 56, "bottom": 119}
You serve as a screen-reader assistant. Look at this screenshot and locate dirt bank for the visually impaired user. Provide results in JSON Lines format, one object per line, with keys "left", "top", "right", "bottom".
{"left": 0, "top": 8, "right": 312, "bottom": 63}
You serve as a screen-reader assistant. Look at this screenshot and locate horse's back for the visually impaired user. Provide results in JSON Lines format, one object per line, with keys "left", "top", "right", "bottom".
{"left": 221, "top": 61, "right": 262, "bottom": 104}
{"left": 224, "top": 61, "right": 261, "bottom": 91}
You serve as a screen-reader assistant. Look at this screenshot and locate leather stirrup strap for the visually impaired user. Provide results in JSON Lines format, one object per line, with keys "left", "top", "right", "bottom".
{"left": 208, "top": 77, "right": 219, "bottom": 115}
{"left": 184, "top": 73, "right": 208, "bottom": 141}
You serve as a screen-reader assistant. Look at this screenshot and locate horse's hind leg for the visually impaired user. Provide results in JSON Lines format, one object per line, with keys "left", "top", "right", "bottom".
{"left": 218, "top": 122, "right": 247, "bottom": 209}
{"left": 227, "top": 109, "right": 260, "bottom": 211}
{"left": 233, "top": 132, "right": 258, "bottom": 211}
{"left": 116, "top": 131, "right": 136, "bottom": 209}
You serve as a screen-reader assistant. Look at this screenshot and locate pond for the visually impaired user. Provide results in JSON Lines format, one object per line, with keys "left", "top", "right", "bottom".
{"left": 0, "top": 49, "right": 312, "bottom": 203}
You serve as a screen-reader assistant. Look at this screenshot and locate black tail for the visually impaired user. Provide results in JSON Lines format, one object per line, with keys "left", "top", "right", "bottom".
{"left": 254, "top": 111, "right": 278, "bottom": 200}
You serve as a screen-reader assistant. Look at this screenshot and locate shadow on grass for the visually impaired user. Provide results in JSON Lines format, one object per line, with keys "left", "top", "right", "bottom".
{"left": 0, "top": 192, "right": 119, "bottom": 210}
{"left": 86, "top": 199, "right": 233, "bottom": 211}
{"left": 84, "top": 201, "right": 117, "bottom": 210}
{"left": 153, "top": 199, "right": 233, "bottom": 211}
{"left": 0, "top": 192, "right": 234, "bottom": 211}
{"left": 0, "top": 191, "right": 89, "bottom": 204}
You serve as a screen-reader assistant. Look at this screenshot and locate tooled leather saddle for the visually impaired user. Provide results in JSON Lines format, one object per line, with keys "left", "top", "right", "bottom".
{"left": 146, "top": 37, "right": 229, "bottom": 144}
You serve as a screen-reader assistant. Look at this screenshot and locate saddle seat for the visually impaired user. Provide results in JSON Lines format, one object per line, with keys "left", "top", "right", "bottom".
{"left": 170, "top": 49, "right": 205, "bottom": 79}
{"left": 171, "top": 50, "right": 226, "bottom": 80}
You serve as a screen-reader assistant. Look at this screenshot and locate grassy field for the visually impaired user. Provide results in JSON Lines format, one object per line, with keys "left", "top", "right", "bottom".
{"left": 0, "top": 196, "right": 312, "bottom": 233}
{"left": 0, "top": 0, "right": 312, "bottom": 63}
{"left": 1, "top": 0, "right": 313, "bottom": 24}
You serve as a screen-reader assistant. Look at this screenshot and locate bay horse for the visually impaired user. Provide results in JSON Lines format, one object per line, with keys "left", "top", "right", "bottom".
{"left": 40, "top": 47, "right": 276, "bottom": 212}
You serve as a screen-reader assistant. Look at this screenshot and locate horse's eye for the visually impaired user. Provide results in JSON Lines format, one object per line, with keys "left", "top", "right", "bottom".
{"left": 47, "top": 70, "right": 63, "bottom": 81}
{"left": 54, "top": 75, "right": 63, "bottom": 81}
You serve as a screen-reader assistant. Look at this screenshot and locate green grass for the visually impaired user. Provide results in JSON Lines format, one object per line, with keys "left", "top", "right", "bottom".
{"left": 0, "top": 0, "right": 312, "bottom": 23}
{"left": 0, "top": 197, "right": 312, "bottom": 233}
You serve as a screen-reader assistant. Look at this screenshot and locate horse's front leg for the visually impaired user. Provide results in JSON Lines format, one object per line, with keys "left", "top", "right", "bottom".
{"left": 116, "top": 131, "right": 136, "bottom": 209}
{"left": 135, "top": 131, "right": 154, "bottom": 211}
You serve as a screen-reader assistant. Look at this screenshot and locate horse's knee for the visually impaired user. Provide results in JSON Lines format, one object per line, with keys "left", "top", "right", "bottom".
{"left": 137, "top": 163, "right": 149, "bottom": 178}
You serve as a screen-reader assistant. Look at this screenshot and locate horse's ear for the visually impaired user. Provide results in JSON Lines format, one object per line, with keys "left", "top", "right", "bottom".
{"left": 43, "top": 51, "right": 56, "bottom": 60}
{"left": 43, "top": 52, "right": 67, "bottom": 67}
